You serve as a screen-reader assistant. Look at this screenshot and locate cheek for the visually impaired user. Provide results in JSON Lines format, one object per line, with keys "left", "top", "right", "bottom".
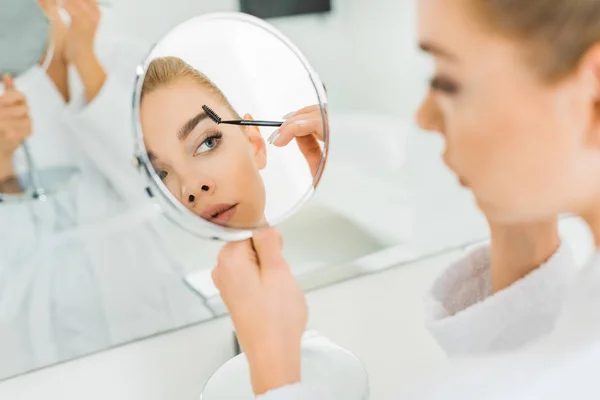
{"left": 446, "top": 89, "right": 580, "bottom": 215}
{"left": 441, "top": 95, "right": 516, "bottom": 177}
{"left": 208, "top": 142, "right": 260, "bottom": 192}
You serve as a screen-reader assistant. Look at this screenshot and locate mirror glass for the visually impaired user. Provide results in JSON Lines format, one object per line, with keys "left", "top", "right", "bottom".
{"left": 133, "top": 13, "right": 328, "bottom": 239}
{"left": 0, "top": 2, "right": 219, "bottom": 380}
{"left": 0, "top": 0, "right": 76, "bottom": 204}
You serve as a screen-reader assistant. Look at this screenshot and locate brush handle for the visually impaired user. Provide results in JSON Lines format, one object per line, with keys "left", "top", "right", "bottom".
{"left": 221, "top": 120, "right": 283, "bottom": 127}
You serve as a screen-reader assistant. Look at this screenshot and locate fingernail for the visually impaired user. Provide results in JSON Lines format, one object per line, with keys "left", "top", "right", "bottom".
{"left": 267, "top": 130, "right": 280, "bottom": 145}
{"left": 282, "top": 111, "right": 296, "bottom": 119}
{"left": 295, "top": 120, "right": 308, "bottom": 125}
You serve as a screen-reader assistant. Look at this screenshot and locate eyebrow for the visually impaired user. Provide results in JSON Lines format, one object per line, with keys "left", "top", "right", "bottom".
{"left": 178, "top": 111, "right": 211, "bottom": 141}
{"left": 419, "top": 41, "right": 457, "bottom": 60}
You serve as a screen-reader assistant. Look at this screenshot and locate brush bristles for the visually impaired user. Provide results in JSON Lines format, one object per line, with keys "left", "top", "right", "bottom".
{"left": 202, "top": 105, "right": 222, "bottom": 124}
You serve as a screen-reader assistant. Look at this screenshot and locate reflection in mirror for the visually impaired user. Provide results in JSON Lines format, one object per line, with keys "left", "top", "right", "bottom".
{"left": 0, "top": 0, "right": 214, "bottom": 381}
{"left": 135, "top": 15, "right": 328, "bottom": 234}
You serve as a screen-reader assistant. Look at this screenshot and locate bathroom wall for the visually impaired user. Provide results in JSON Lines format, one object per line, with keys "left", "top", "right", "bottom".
{"left": 100, "top": 0, "right": 431, "bottom": 119}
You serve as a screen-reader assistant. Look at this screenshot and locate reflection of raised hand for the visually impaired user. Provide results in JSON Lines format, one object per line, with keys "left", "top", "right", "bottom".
{"left": 38, "top": 0, "right": 106, "bottom": 102}
{"left": 61, "top": 0, "right": 101, "bottom": 66}
{"left": 0, "top": 75, "right": 31, "bottom": 182}
{"left": 38, "top": 0, "right": 68, "bottom": 58}
{"left": 37, "top": 0, "right": 70, "bottom": 100}
{"left": 63, "top": 0, "right": 106, "bottom": 102}
{"left": 212, "top": 228, "right": 306, "bottom": 396}
{"left": 268, "top": 105, "right": 326, "bottom": 179}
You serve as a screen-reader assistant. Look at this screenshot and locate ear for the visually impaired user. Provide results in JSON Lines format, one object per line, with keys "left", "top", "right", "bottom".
{"left": 243, "top": 113, "right": 267, "bottom": 170}
{"left": 578, "top": 44, "right": 600, "bottom": 149}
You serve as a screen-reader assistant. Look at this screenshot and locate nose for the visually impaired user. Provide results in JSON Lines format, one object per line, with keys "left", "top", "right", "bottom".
{"left": 181, "top": 175, "right": 215, "bottom": 208}
{"left": 416, "top": 93, "right": 444, "bottom": 134}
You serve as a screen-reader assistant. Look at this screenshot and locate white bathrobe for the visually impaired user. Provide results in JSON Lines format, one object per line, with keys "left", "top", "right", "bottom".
{"left": 256, "top": 242, "right": 600, "bottom": 399}
{"left": 424, "top": 241, "right": 576, "bottom": 356}
{"left": 0, "top": 36, "right": 213, "bottom": 379}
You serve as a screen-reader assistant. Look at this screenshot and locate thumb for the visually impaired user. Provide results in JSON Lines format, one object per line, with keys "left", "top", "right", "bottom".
{"left": 3, "top": 74, "right": 14, "bottom": 90}
{"left": 251, "top": 227, "right": 285, "bottom": 271}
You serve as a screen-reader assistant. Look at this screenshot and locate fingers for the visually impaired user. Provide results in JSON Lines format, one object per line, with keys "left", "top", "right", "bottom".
{"left": 0, "top": 104, "right": 29, "bottom": 119}
{"left": 0, "top": 92, "right": 27, "bottom": 108}
{"left": 3, "top": 74, "right": 14, "bottom": 90}
{"left": 296, "top": 135, "right": 324, "bottom": 177}
{"left": 1, "top": 74, "right": 27, "bottom": 108}
{"left": 282, "top": 104, "right": 321, "bottom": 119}
{"left": 37, "top": 0, "right": 58, "bottom": 15}
{"left": 63, "top": 0, "right": 100, "bottom": 24}
{"left": 213, "top": 239, "right": 260, "bottom": 288}
{"left": 271, "top": 118, "right": 323, "bottom": 147}
{"left": 252, "top": 228, "right": 286, "bottom": 272}
{"left": 0, "top": 118, "right": 32, "bottom": 146}
{"left": 270, "top": 106, "right": 325, "bottom": 147}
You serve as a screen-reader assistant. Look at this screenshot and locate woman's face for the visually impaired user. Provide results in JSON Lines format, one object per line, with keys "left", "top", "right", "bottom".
{"left": 416, "top": 0, "right": 600, "bottom": 224}
{"left": 141, "top": 78, "right": 267, "bottom": 228}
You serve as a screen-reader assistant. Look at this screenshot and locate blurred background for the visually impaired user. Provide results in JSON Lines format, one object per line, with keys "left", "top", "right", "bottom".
{"left": 99, "top": 0, "right": 431, "bottom": 119}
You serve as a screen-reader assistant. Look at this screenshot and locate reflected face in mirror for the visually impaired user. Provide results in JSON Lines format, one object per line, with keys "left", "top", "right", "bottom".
{"left": 141, "top": 57, "right": 268, "bottom": 228}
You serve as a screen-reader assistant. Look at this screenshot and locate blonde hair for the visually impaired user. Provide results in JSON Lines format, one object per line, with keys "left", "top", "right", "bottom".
{"left": 473, "top": 0, "right": 600, "bottom": 80}
{"left": 141, "top": 56, "right": 241, "bottom": 118}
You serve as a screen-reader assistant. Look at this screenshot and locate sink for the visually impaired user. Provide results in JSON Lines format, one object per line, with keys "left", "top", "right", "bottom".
{"left": 278, "top": 203, "right": 386, "bottom": 275}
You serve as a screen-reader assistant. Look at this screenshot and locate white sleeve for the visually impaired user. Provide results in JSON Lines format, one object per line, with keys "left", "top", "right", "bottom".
{"left": 62, "top": 38, "right": 150, "bottom": 203}
{"left": 424, "top": 241, "right": 575, "bottom": 356}
{"left": 257, "top": 383, "right": 337, "bottom": 400}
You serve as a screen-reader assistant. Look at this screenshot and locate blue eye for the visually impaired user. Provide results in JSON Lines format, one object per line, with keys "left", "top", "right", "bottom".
{"left": 195, "top": 132, "right": 223, "bottom": 155}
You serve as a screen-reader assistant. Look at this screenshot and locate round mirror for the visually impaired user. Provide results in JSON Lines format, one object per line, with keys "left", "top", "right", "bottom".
{"left": 0, "top": 0, "right": 53, "bottom": 79}
{"left": 132, "top": 12, "right": 329, "bottom": 241}
{"left": 0, "top": 0, "right": 80, "bottom": 203}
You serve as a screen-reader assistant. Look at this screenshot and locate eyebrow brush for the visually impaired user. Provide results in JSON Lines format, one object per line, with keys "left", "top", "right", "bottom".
{"left": 202, "top": 105, "right": 283, "bottom": 128}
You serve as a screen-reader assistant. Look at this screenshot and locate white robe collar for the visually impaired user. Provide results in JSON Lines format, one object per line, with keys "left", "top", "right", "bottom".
{"left": 424, "top": 242, "right": 576, "bottom": 356}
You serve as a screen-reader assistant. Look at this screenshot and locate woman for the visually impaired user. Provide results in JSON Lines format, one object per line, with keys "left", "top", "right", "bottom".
{"left": 0, "top": 0, "right": 209, "bottom": 378}
{"left": 141, "top": 56, "right": 268, "bottom": 228}
{"left": 212, "top": 0, "right": 600, "bottom": 398}
{"left": 140, "top": 56, "right": 325, "bottom": 229}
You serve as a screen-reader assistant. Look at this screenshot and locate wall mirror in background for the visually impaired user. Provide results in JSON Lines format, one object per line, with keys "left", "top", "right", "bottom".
{"left": 0, "top": 0, "right": 80, "bottom": 203}
{"left": 0, "top": 0, "right": 511, "bottom": 391}
{"left": 0, "top": 0, "right": 219, "bottom": 381}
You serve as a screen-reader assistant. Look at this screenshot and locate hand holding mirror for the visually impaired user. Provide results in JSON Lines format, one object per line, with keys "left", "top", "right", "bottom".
{"left": 132, "top": 12, "right": 367, "bottom": 399}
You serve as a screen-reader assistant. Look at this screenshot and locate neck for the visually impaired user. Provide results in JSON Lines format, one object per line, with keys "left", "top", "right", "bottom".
{"left": 581, "top": 195, "right": 600, "bottom": 248}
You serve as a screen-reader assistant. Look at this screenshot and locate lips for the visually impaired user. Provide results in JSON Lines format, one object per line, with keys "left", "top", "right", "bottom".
{"left": 200, "top": 203, "right": 238, "bottom": 224}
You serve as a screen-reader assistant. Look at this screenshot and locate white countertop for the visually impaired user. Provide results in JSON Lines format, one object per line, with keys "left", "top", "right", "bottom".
{"left": 0, "top": 250, "right": 459, "bottom": 400}
{"left": 0, "top": 213, "right": 593, "bottom": 400}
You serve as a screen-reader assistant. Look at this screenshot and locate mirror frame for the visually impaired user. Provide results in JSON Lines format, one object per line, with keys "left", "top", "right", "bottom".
{"left": 131, "top": 12, "right": 330, "bottom": 241}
